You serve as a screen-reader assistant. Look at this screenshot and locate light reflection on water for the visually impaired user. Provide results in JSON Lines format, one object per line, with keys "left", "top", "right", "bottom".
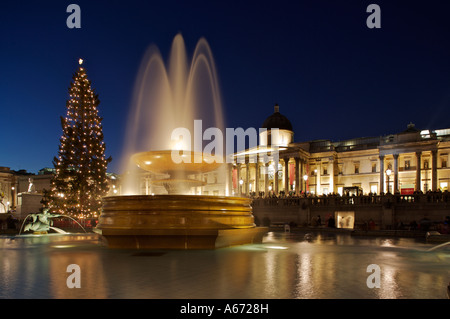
{"left": 0, "top": 232, "right": 448, "bottom": 299}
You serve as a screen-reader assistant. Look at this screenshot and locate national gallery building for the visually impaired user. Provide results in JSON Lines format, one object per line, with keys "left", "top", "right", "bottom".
{"left": 230, "top": 104, "right": 450, "bottom": 197}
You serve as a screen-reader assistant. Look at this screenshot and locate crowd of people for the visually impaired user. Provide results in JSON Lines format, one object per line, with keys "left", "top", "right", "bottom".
{"left": 250, "top": 189, "right": 450, "bottom": 205}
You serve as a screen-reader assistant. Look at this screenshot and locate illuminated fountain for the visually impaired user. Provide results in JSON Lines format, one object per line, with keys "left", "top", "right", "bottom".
{"left": 131, "top": 150, "right": 220, "bottom": 195}
{"left": 7, "top": 209, "right": 101, "bottom": 248}
{"left": 94, "top": 34, "right": 267, "bottom": 249}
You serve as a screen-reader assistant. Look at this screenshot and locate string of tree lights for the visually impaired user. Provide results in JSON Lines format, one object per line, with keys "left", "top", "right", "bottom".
{"left": 42, "top": 59, "right": 112, "bottom": 219}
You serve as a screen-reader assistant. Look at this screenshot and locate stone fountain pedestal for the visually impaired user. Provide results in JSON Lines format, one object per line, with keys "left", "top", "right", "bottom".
{"left": 94, "top": 195, "right": 267, "bottom": 249}
{"left": 95, "top": 151, "right": 267, "bottom": 249}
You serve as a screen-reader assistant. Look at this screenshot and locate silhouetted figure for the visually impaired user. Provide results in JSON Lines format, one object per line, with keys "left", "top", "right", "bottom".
{"left": 327, "top": 216, "right": 335, "bottom": 228}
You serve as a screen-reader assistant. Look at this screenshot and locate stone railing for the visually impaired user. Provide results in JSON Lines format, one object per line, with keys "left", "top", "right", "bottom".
{"left": 251, "top": 192, "right": 450, "bottom": 208}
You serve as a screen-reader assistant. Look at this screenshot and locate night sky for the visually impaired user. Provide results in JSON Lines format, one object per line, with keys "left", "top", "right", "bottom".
{"left": 1, "top": 0, "right": 450, "bottom": 174}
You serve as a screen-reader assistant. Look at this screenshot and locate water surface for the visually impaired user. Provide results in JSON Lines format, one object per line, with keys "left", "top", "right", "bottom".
{"left": 1, "top": 231, "right": 448, "bottom": 299}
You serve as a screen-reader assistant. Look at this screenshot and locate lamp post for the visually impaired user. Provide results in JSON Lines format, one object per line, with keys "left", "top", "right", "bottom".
{"left": 239, "top": 179, "right": 244, "bottom": 196}
{"left": 11, "top": 186, "right": 15, "bottom": 212}
{"left": 386, "top": 169, "right": 392, "bottom": 194}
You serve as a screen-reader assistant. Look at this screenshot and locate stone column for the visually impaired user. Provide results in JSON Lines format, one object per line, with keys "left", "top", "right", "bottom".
{"left": 245, "top": 161, "right": 250, "bottom": 195}
{"left": 274, "top": 160, "right": 279, "bottom": 195}
{"left": 295, "top": 157, "right": 300, "bottom": 195}
{"left": 237, "top": 163, "right": 241, "bottom": 196}
{"left": 415, "top": 152, "right": 421, "bottom": 192}
{"left": 432, "top": 150, "right": 438, "bottom": 191}
{"left": 316, "top": 161, "right": 321, "bottom": 195}
{"left": 379, "top": 155, "right": 385, "bottom": 194}
{"left": 284, "top": 158, "right": 290, "bottom": 194}
{"left": 264, "top": 162, "right": 269, "bottom": 196}
{"left": 393, "top": 154, "right": 399, "bottom": 193}
{"left": 230, "top": 163, "right": 234, "bottom": 196}
{"left": 300, "top": 159, "right": 305, "bottom": 193}
{"left": 255, "top": 162, "right": 259, "bottom": 195}
{"left": 329, "top": 158, "right": 334, "bottom": 194}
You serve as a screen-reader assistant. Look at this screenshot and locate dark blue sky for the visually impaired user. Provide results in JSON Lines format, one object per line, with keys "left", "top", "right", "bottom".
{"left": 1, "top": 0, "right": 450, "bottom": 174}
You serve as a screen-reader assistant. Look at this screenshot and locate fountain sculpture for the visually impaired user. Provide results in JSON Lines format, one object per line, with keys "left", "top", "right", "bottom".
{"left": 94, "top": 34, "right": 267, "bottom": 249}
{"left": 19, "top": 208, "right": 87, "bottom": 235}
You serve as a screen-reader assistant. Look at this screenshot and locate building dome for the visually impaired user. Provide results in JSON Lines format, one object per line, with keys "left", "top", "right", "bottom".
{"left": 259, "top": 104, "right": 294, "bottom": 147}
{"left": 262, "top": 104, "right": 293, "bottom": 132}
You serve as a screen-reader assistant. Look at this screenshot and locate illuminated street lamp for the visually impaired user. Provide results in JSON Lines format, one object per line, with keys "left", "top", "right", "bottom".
{"left": 11, "top": 186, "right": 15, "bottom": 211}
{"left": 303, "top": 174, "right": 308, "bottom": 193}
{"left": 386, "top": 169, "right": 392, "bottom": 194}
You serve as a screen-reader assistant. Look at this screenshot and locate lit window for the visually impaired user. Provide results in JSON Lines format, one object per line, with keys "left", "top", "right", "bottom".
{"left": 370, "top": 184, "right": 378, "bottom": 194}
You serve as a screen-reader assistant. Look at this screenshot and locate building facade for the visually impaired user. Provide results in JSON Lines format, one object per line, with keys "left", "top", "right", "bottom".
{"left": 232, "top": 105, "right": 450, "bottom": 197}
{"left": 0, "top": 167, "right": 120, "bottom": 218}
{"left": 0, "top": 167, "right": 15, "bottom": 214}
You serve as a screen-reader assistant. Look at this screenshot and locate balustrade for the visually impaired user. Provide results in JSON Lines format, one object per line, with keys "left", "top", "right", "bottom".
{"left": 251, "top": 192, "right": 450, "bottom": 207}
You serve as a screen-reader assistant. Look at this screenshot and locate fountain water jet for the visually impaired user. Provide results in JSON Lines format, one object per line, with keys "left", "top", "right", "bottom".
{"left": 94, "top": 34, "right": 267, "bottom": 249}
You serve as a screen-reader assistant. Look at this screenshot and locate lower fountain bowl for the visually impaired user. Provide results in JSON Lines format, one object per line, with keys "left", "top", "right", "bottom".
{"left": 94, "top": 195, "right": 267, "bottom": 249}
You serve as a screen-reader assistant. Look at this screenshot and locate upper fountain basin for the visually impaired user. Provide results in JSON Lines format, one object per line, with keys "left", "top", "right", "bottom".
{"left": 131, "top": 150, "right": 223, "bottom": 175}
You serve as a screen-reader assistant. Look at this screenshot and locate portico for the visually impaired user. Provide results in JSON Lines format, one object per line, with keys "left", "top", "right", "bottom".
{"left": 233, "top": 154, "right": 307, "bottom": 197}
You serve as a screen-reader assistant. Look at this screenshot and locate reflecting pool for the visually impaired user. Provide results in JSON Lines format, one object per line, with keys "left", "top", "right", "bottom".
{"left": 1, "top": 231, "right": 449, "bottom": 299}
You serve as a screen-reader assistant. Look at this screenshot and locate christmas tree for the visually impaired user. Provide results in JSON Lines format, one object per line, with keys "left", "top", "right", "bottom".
{"left": 47, "top": 59, "right": 112, "bottom": 218}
